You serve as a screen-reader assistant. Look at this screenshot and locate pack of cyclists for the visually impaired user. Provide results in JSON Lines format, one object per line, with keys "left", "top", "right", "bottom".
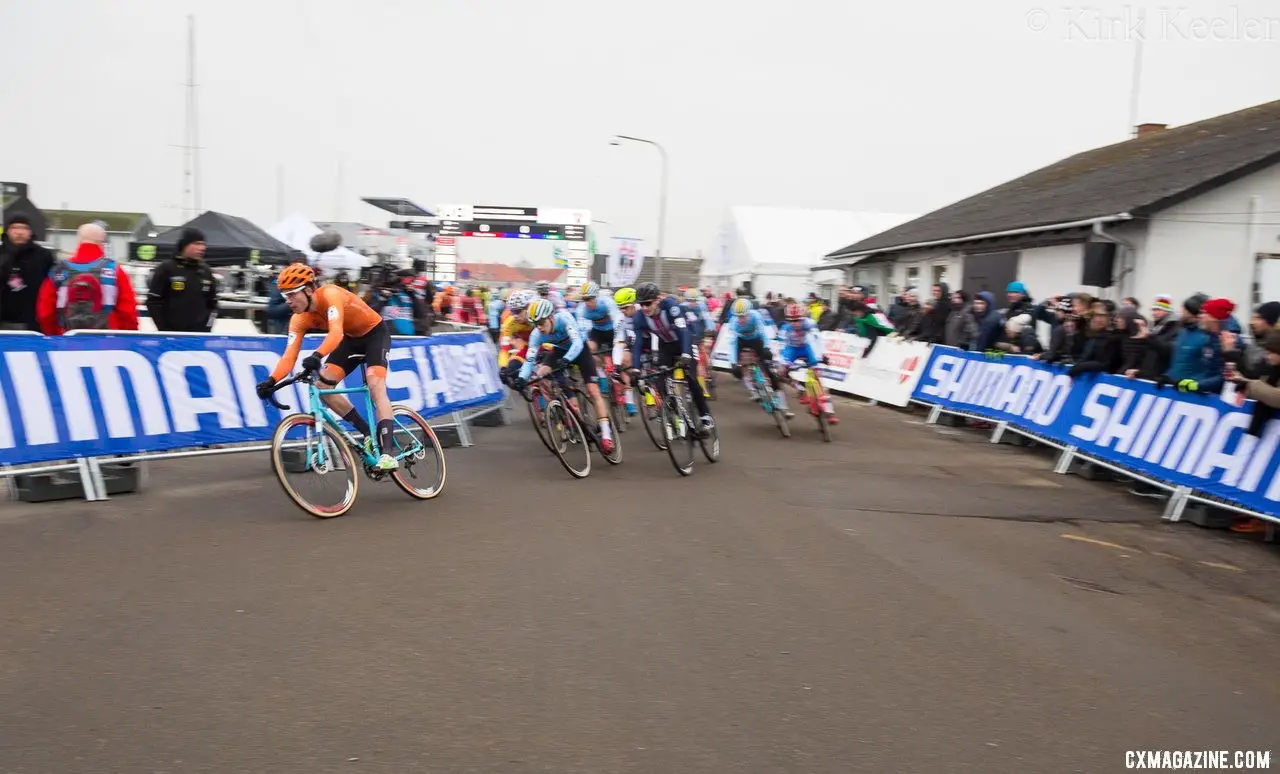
{"left": 257, "top": 268, "right": 838, "bottom": 466}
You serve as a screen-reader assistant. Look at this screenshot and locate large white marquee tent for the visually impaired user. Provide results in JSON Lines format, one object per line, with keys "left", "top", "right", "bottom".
{"left": 699, "top": 206, "right": 917, "bottom": 299}
{"left": 267, "top": 214, "right": 371, "bottom": 273}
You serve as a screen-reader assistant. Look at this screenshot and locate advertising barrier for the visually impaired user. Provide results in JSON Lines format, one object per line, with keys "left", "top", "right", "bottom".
{"left": 0, "top": 331, "right": 502, "bottom": 468}
{"left": 711, "top": 327, "right": 930, "bottom": 407}
{"left": 910, "top": 346, "right": 1280, "bottom": 518}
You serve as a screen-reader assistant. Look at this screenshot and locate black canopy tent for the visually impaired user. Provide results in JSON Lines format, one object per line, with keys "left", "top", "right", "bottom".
{"left": 129, "top": 211, "right": 300, "bottom": 267}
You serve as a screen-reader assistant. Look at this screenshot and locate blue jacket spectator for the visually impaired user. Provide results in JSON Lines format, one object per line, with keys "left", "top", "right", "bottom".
{"left": 971, "top": 291, "right": 1004, "bottom": 351}
{"left": 1164, "top": 296, "right": 1233, "bottom": 393}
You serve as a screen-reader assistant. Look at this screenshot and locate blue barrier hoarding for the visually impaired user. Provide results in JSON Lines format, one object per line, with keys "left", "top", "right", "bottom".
{"left": 0, "top": 331, "right": 502, "bottom": 466}
{"left": 910, "top": 346, "right": 1280, "bottom": 517}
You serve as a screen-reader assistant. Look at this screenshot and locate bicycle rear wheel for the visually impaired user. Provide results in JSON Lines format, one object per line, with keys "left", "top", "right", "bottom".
{"left": 270, "top": 414, "right": 359, "bottom": 518}
{"left": 662, "top": 394, "right": 696, "bottom": 476}
{"left": 387, "top": 405, "right": 447, "bottom": 498}
{"left": 545, "top": 400, "right": 591, "bottom": 479}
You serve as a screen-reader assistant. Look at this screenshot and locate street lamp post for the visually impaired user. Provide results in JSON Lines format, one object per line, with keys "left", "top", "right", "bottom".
{"left": 609, "top": 134, "right": 668, "bottom": 288}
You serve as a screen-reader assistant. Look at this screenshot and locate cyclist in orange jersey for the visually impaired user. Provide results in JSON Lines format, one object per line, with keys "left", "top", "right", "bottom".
{"left": 255, "top": 264, "right": 400, "bottom": 470}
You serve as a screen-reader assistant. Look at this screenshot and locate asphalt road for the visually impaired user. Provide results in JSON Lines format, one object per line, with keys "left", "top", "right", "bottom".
{"left": 3, "top": 390, "right": 1279, "bottom": 773}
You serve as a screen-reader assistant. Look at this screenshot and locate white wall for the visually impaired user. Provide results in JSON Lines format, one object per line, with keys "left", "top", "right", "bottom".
{"left": 886, "top": 247, "right": 958, "bottom": 296}
{"left": 1010, "top": 243, "right": 1085, "bottom": 302}
{"left": 1138, "top": 163, "right": 1280, "bottom": 310}
{"left": 46, "top": 230, "right": 133, "bottom": 261}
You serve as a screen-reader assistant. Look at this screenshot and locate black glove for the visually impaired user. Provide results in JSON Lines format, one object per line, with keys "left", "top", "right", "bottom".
{"left": 301, "top": 352, "right": 323, "bottom": 374}
{"left": 255, "top": 378, "right": 276, "bottom": 400}
{"left": 820, "top": 354, "right": 830, "bottom": 365}
{"left": 511, "top": 376, "right": 527, "bottom": 391}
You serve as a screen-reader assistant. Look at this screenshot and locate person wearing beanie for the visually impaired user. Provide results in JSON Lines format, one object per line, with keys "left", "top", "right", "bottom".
{"left": 1162, "top": 295, "right": 1226, "bottom": 394}
{"left": 0, "top": 212, "right": 55, "bottom": 331}
{"left": 1126, "top": 293, "right": 1182, "bottom": 379}
{"left": 1004, "top": 279, "right": 1035, "bottom": 320}
{"left": 146, "top": 227, "right": 220, "bottom": 332}
{"left": 1223, "top": 300, "right": 1280, "bottom": 378}
{"left": 35, "top": 222, "right": 139, "bottom": 334}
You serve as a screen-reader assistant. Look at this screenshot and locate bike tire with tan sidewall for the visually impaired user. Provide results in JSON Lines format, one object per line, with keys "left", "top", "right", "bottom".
{"left": 389, "top": 405, "right": 447, "bottom": 499}
{"left": 270, "top": 414, "right": 360, "bottom": 519}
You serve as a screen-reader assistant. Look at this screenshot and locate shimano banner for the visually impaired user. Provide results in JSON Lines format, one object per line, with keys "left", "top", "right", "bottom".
{"left": 911, "top": 346, "right": 1280, "bottom": 516}
{"left": 0, "top": 331, "right": 502, "bottom": 467}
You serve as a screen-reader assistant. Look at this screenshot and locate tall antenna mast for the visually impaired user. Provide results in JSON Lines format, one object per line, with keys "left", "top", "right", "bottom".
{"left": 1127, "top": 27, "right": 1145, "bottom": 137}
{"left": 182, "top": 14, "right": 203, "bottom": 220}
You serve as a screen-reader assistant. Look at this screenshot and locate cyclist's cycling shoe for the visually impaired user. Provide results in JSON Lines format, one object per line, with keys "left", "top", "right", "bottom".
{"left": 375, "top": 454, "right": 400, "bottom": 471}
{"left": 783, "top": 410, "right": 796, "bottom": 419}
{"left": 625, "top": 402, "right": 638, "bottom": 416}
{"left": 600, "top": 438, "right": 616, "bottom": 455}
{"left": 698, "top": 415, "right": 715, "bottom": 439}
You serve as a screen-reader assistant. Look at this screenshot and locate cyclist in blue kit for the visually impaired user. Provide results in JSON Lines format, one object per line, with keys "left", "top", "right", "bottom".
{"left": 628, "top": 282, "right": 715, "bottom": 438}
{"left": 576, "top": 280, "right": 635, "bottom": 415}
{"left": 514, "top": 297, "right": 615, "bottom": 454}
{"left": 726, "top": 297, "right": 791, "bottom": 416}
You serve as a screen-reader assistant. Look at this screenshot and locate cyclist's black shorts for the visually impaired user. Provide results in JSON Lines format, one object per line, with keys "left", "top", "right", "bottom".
{"left": 326, "top": 321, "right": 391, "bottom": 379}
{"left": 588, "top": 328, "right": 614, "bottom": 352}
{"left": 539, "top": 345, "right": 598, "bottom": 381}
{"left": 735, "top": 337, "right": 773, "bottom": 364}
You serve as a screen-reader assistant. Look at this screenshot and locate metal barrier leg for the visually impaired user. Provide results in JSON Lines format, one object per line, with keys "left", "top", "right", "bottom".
{"left": 452, "top": 410, "right": 474, "bottom": 447}
{"left": 1053, "top": 445, "right": 1077, "bottom": 475}
{"left": 1162, "top": 486, "right": 1192, "bottom": 522}
{"left": 990, "top": 421, "right": 1008, "bottom": 444}
{"left": 926, "top": 405, "right": 942, "bottom": 424}
{"left": 77, "top": 458, "right": 102, "bottom": 502}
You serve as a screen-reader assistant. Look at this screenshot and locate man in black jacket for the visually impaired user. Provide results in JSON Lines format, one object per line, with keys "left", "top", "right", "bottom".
{"left": 0, "top": 213, "right": 55, "bottom": 331}
{"left": 146, "top": 228, "right": 219, "bottom": 331}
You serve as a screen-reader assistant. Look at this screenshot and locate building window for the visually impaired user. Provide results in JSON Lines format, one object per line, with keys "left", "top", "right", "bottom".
{"left": 932, "top": 264, "right": 946, "bottom": 287}
{"left": 905, "top": 266, "right": 920, "bottom": 289}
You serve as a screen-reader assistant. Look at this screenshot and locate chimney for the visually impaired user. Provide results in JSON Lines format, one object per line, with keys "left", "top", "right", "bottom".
{"left": 1135, "top": 122, "right": 1168, "bottom": 138}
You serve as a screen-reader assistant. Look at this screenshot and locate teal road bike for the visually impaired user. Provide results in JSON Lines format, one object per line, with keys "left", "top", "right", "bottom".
{"left": 264, "top": 364, "right": 446, "bottom": 518}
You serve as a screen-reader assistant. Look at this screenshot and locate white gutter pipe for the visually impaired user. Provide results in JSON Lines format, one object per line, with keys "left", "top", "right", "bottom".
{"left": 813, "top": 213, "right": 1134, "bottom": 270}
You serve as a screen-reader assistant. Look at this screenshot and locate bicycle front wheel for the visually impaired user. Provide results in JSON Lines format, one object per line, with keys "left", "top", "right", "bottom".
{"left": 388, "top": 405, "right": 447, "bottom": 499}
{"left": 637, "top": 383, "right": 668, "bottom": 451}
{"left": 809, "top": 380, "right": 833, "bottom": 443}
{"left": 270, "top": 414, "right": 359, "bottom": 518}
{"left": 662, "top": 394, "right": 695, "bottom": 476}
{"left": 545, "top": 400, "right": 591, "bottom": 479}
{"left": 527, "top": 389, "right": 555, "bottom": 452}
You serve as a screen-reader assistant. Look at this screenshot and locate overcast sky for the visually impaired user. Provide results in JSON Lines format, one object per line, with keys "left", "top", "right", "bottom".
{"left": 2, "top": 0, "right": 1276, "bottom": 262}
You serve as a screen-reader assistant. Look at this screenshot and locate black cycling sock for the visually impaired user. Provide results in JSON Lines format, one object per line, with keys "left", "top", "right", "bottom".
{"left": 376, "top": 419, "right": 395, "bottom": 456}
{"left": 343, "top": 409, "right": 371, "bottom": 438}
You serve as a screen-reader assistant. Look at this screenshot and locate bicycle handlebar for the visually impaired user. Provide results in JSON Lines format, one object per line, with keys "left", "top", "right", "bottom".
{"left": 263, "top": 370, "right": 315, "bottom": 411}
{"left": 632, "top": 365, "right": 683, "bottom": 383}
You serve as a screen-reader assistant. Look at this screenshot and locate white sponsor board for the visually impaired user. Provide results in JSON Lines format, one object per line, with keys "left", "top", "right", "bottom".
{"left": 711, "top": 327, "right": 930, "bottom": 407}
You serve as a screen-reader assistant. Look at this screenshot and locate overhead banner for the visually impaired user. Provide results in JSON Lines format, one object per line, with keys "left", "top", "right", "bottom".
{"left": 911, "top": 346, "right": 1280, "bottom": 516}
{"left": 710, "top": 327, "right": 928, "bottom": 407}
{"left": 608, "top": 237, "right": 645, "bottom": 288}
{"left": 0, "top": 331, "right": 502, "bottom": 467}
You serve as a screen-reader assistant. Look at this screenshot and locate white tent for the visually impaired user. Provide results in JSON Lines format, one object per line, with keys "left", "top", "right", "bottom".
{"left": 700, "top": 206, "right": 918, "bottom": 299}
{"left": 267, "top": 214, "right": 371, "bottom": 273}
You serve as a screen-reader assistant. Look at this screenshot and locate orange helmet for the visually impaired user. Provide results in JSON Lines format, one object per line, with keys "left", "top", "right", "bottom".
{"left": 276, "top": 263, "right": 316, "bottom": 291}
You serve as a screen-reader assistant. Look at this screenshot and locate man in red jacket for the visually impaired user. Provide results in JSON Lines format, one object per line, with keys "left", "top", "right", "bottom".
{"left": 36, "top": 222, "right": 139, "bottom": 335}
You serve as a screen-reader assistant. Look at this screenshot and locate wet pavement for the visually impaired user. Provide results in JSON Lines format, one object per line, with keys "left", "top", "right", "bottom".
{"left": 2, "top": 390, "right": 1278, "bottom": 773}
